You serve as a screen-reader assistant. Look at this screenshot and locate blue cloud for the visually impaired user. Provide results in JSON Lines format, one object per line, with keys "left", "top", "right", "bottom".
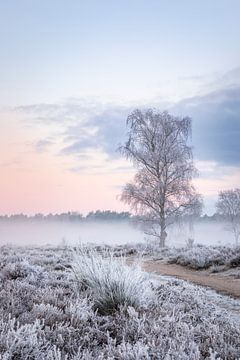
{"left": 60, "top": 105, "right": 131, "bottom": 158}
{"left": 173, "top": 86, "right": 240, "bottom": 166}
{"left": 35, "top": 139, "right": 53, "bottom": 153}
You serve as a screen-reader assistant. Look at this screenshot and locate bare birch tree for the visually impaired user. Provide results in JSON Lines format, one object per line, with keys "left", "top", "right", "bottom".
{"left": 120, "top": 109, "right": 202, "bottom": 247}
{"left": 216, "top": 188, "right": 240, "bottom": 245}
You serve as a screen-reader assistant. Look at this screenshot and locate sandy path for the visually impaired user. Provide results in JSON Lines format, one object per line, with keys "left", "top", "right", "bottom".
{"left": 141, "top": 259, "right": 240, "bottom": 299}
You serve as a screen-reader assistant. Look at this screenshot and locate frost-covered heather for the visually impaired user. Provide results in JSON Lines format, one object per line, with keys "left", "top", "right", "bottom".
{"left": 0, "top": 245, "right": 240, "bottom": 359}
{"left": 113, "top": 242, "right": 240, "bottom": 270}
{"left": 166, "top": 245, "right": 240, "bottom": 270}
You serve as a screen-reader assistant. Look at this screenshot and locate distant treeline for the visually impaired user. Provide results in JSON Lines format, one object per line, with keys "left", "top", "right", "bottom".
{"left": 0, "top": 211, "right": 228, "bottom": 223}
{"left": 0, "top": 210, "right": 131, "bottom": 222}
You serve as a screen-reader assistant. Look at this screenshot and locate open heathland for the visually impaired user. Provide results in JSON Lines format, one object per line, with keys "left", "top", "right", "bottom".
{"left": 0, "top": 245, "right": 240, "bottom": 359}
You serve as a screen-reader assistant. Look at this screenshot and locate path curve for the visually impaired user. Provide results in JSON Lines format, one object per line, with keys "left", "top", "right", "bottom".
{"left": 141, "top": 260, "right": 240, "bottom": 299}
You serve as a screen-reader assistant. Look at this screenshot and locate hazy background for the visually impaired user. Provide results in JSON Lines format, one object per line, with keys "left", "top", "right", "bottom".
{"left": 0, "top": 220, "right": 234, "bottom": 248}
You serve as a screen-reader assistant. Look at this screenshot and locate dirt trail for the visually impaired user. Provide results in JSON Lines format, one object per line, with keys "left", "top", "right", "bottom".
{"left": 141, "top": 260, "right": 240, "bottom": 299}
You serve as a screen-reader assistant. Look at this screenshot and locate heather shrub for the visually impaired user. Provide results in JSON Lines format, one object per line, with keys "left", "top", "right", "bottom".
{"left": 65, "top": 297, "right": 94, "bottom": 326}
{"left": 31, "top": 303, "right": 65, "bottom": 326}
{"left": 228, "top": 253, "right": 240, "bottom": 268}
{"left": 1, "top": 261, "right": 33, "bottom": 280}
{"left": 167, "top": 245, "right": 240, "bottom": 269}
{"left": 0, "top": 280, "right": 36, "bottom": 320}
{"left": 0, "top": 317, "right": 47, "bottom": 360}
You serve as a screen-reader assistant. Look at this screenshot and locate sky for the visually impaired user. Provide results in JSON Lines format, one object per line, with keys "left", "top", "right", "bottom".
{"left": 0, "top": 0, "right": 240, "bottom": 215}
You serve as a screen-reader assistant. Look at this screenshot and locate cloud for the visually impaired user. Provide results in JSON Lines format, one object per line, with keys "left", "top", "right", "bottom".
{"left": 13, "top": 68, "right": 240, "bottom": 169}
{"left": 0, "top": 160, "right": 21, "bottom": 168}
{"left": 16, "top": 100, "right": 133, "bottom": 160}
{"left": 172, "top": 86, "right": 240, "bottom": 166}
{"left": 14, "top": 98, "right": 111, "bottom": 125}
{"left": 211, "top": 67, "right": 240, "bottom": 91}
{"left": 69, "top": 165, "right": 104, "bottom": 174}
{"left": 35, "top": 139, "right": 53, "bottom": 153}
{"left": 68, "top": 162, "right": 134, "bottom": 175}
{"left": 178, "top": 67, "right": 240, "bottom": 97}
{"left": 195, "top": 160, "right": 239, "bottom": 180}
{"left": 61, "top": 106, "right": 131, "bottom": 158}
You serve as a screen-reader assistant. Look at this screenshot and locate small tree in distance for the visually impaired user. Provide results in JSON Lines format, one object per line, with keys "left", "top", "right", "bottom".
{"left": 216, "top": 188, "right": 240, "bottom": 245}
{"left": 120, "top": 109, "right": 202, "bottom": 247}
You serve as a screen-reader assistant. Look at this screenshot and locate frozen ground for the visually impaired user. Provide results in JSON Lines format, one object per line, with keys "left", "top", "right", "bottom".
{"left": 152, "top": 274, "right": 240, "bottom": 323}
{"left": 0, "top": 245, "right": 240, "bottom": 359}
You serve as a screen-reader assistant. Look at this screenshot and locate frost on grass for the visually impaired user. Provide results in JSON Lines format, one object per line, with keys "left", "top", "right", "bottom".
{"left": 71, "top": 247, "right": 154, "bottom": 313}
{"left": 0, "top": 245, "right": 239, "bottom": 359}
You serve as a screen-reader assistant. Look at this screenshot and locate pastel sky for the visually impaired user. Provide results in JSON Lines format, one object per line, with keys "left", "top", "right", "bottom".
{"left": 1, "top": 0, "right": 240, "bottom": 215}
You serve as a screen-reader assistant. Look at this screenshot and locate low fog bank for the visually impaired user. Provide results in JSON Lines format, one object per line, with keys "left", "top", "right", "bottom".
{"left": 0, "top": 219, "right": 236, "bottom": 247}
{"left": 167, "top": 221, "right": 235, "bottom": 247}
{"left": 0, "top": 220, "right": 144, "bottom": 247}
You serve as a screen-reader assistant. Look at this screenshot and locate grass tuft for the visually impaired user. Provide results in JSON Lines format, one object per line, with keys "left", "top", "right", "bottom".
{"left": 71, "top": 247, "right": 154, "bottom": 314}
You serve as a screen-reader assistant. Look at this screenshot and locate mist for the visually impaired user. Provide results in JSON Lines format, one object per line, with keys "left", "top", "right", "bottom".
{"left": 0, "top": 220, "right": 144, "bottom": 247}
{"left": 167, "top": 221, "right": 235, "bottom": 247}
{"left": 0, "top": 219, "right": 235, "bottom": 248}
